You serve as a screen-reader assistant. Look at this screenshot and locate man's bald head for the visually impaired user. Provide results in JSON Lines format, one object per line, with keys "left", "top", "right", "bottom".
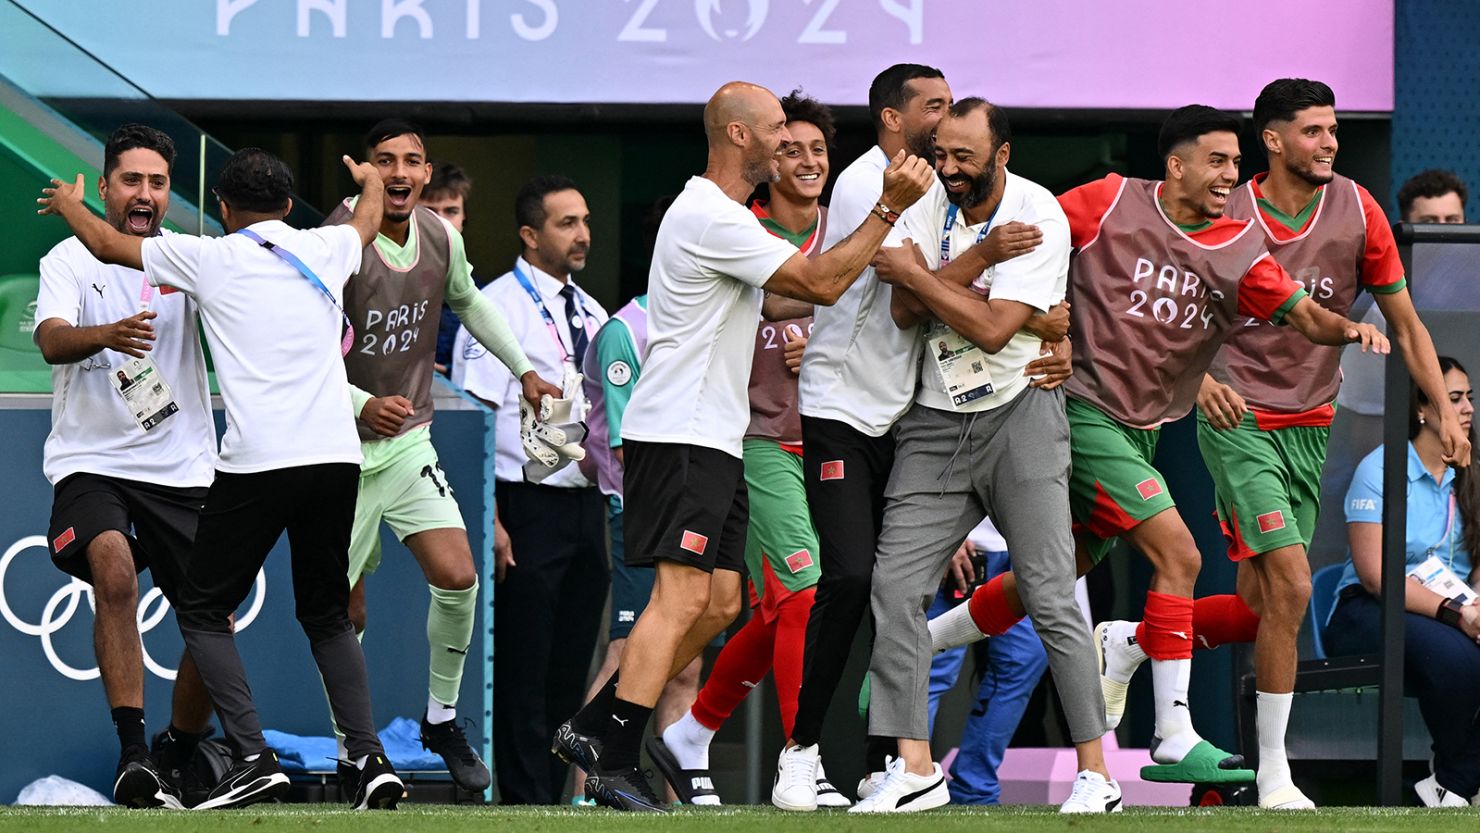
{"left": 704, "top": 82, "right": 783, "bottom": 142}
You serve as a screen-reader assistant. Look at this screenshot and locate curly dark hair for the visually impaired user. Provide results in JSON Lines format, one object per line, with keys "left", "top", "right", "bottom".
{"left": 214, "top": 148, "right": 293, "bottom": 214}
{"left": 104, "top": 124, "right": 176, "bottom": 178}
{"left": 1397, "top": 169, "right": 1469, "bottom": 220}
{"left": 780, "top": 89, "right": 836, "bottom": 146}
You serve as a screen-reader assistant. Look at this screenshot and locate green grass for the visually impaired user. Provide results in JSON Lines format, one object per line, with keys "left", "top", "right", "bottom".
{"left": 0, "top": 805, "right": 1475, "bottom": 833}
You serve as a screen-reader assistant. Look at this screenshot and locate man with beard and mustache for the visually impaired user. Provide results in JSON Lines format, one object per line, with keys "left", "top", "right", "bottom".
{"left": 864, "top": 97, "right": 1111, "bottom": 813}
{"left": 927, "top": 104, "right": 1388, "bottom": 793}
{"left": 552, "top": 81, "right": 933, "bottom": 812}
{"left": 1103, "top": 79, "right": 1466, "bottom": 810}
{"left": 33, "top": 124, "right": 217, "bottom": 810}
{"left": 322, "top": 120, "right": 560, "bottom": 798}
{"left": 451, "top": 174, "right": 607, "bottom": 804}
{"left": 774, "top": 64, "right": 1059, "bottom": 812}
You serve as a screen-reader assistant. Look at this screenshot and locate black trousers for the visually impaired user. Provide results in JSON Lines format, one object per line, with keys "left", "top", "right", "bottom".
{"left": 174, "top": 463, "right": 380, "bottom": 758}
{"left": 493, "top": 481, "right": 608, "bottom": 804}
{"left": 791, "top": 416, "right": 896, "bottom": 748}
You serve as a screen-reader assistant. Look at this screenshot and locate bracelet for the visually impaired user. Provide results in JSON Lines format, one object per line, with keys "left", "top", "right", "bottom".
{"left": 1437, "top": 596, "right": 1464, "bottom": 628}
{"left": 871, "top": 202, "right": 900, "bottom": 226}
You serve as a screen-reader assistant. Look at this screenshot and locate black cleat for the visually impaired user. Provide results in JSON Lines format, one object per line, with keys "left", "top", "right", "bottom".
{"left": 193, "top": 750, "right": 289, "bottom": 810}
{"left": 421, "top": 712, "right": 491, "bottom": 793}
{"left": 113, "top": 749, "right": 184, "bottom": 809}
{"left": 552, "top": 719, "right": 603, "bottom": 772}
{"left": 351, "top": 752, "right": 404, "bottom": 810}
{"left": 645, "top": 737, "right": 718, "bottom": 805}
{"left": 584, "top": 766, "right": 667, "bottom": 812}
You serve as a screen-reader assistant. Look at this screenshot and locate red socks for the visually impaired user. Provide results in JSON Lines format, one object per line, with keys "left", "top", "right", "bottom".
{"left": 691, "top": 610, "right": 774, "bottom": 731}
{"left": 1190, "top": 593, "right": 1261, "bottom": 650}
{"left": 967, "top": 574, "right": 1025, "bottom": 637}
{"left": 771, "top": 588, "right": 813, "bottom": 738}
{"left": 1134, "top": 591, "right": 1195, "bottom": 660}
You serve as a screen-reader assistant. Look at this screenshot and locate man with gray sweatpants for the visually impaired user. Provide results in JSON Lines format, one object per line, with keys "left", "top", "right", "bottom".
{"left": 855, "top": 98, "right": 1119, "bottom": 814}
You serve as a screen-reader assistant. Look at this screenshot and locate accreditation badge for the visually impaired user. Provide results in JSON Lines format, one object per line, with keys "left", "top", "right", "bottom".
{"left": 925, "top": 321, "right": 994, "bottom": 409}
{"left": 111, "top": 355, "right": 179, "bottom": 432}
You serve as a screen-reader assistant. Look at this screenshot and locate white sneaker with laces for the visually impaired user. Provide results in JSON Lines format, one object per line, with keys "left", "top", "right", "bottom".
{"left": 856, "top": 755, "right": 891, "bottom": 800}
{"left": 847, "top": 758, "right": 948, "bottom": 814}
{"left": 1059, "top": 770, "right": 1123, "bottom": 813}
{"left": 814, "top": 762, "right": 851, "bottom": 808}
{"left": 1095, "top": 620, "right": 1147, "bottom": 730}
{"left": 770, "top": 744, "right": 820, "bottom": 812}
{"left": 1416, "top": 774, "right": 1469, "bottom": 807}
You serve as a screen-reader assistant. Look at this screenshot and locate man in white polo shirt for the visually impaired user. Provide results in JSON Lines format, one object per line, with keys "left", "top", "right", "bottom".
{"left": 452, "top": 174, "right": 610, "bottom": 805}
{"left": 34, "top": 124, "right": 216, "bottom": 810}
{"left": 39, "top": 148, "right": 403, "bottom": 812}
{"left": 550, "top": 81, "right": 933, "bottom": 812}
{"left": 858, "top": 98, "right": 1117, "bottom": 814}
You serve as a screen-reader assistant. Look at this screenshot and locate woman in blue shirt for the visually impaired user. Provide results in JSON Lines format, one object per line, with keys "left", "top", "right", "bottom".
{"left": 1326, "top": 356, "right": 1479, "bottom": 806}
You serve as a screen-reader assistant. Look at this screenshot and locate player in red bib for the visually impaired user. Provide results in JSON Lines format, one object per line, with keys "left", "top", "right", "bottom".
{"left": 927, "top": 105, "right": 1388, "bottom": 787}
{"left": 1102, "top": 79, "right": 1469, "bottom": 809}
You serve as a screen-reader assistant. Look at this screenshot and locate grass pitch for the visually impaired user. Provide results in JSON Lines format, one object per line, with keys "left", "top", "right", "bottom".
{"left": 0, "top": 805, "right": 1475, "bottom": 833}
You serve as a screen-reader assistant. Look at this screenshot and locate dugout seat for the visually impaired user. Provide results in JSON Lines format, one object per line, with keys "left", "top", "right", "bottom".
{"left": 0, "top": 274, "right": 51, "bottom": 393}
{"left": 1308, "top": 563, "right": 1346, "bottom": 660}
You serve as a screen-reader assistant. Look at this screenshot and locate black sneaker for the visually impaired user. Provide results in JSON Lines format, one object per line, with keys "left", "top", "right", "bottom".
{"left": 645, "top": 737, "right": 718, "bottom": 805}
{"left": 193, "top": 750, "right": 290, "bottom": 810}
{"left": 584, "top": 766, "right": 667, "bottom": 812}
{"left": 420, "top": 713, "right": 491, "bottom": 793}
{"left": 336, "top": 759, "right": 358, "bottom": 804}
{"left": 114, "top": 748, "right": 184, "bottom": 809}
{"left": 551, "top": 719, "right": 602, "bottom": 772}
{"left": 352, "top": 752, "right": 404, "bottom": 810}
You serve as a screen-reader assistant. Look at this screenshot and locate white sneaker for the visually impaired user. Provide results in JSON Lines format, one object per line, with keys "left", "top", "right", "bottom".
{"left": 856, "top": 756, "right": 891, "bottom": 800}
{"left": 848, "top": 758, "right": 948, "bottom": 814}
{"left": 1416, "top": 774, "right": 1470, "bottom": 807}
{"left": 771, "top": 744, "right": 820, "bottom": 812}
{"left": 1059, "top": 770, "right": 1123, "bottom": 813}
{"left": 1095, "top": 620, "right": 1146, "bottom": 730}
{"left": 814, "top": 762, "right": 852, "bottom": 808}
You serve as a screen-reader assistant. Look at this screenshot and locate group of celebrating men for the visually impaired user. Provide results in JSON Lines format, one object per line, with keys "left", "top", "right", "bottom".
{"left": 31, "top": 59, "right": 1469, "bottom": 815}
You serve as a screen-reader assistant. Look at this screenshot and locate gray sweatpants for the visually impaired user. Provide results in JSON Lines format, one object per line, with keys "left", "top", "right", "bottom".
{"left": 867, "top": 387, "right": 1105, "bottom": 743}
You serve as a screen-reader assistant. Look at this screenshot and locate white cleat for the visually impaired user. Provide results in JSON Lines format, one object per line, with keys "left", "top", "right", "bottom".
{"left": 1059, "top": 770, "right": 1123, "bottom": 813}
{"left": 1415, "top": 775, "right": 1469, "bottom": 808}
{"left": 848, "top": 758, "right": 948, "bottom": 814}
{"left": 1095, "top": 620, "right": 1146, "bottom": 730}
{"left": 814, "top": 762, "right": 852, "bottom": 808}
{"left": 770, "top": 744, "right": 820, "bottom": 812}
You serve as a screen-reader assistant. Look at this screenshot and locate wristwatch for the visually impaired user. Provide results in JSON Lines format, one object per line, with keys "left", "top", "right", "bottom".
{"left": 1437, "top": 596, "right": 1465, "bottom": 628}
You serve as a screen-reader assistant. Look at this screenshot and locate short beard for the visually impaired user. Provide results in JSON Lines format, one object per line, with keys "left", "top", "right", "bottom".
{"left": 1288, "top": 158, "right": 1334, "bottom": 187}
{"left": 945, "top": 166, "right": 996, "bottom": 210}
{"left": 385, "top": 208, "right": 414, "bottom": 224}
{"left": 743, "top": 154, "right": 779, "bottom": 186}
{"left": 905, "top": 128, "right": 935, "bottom": 160}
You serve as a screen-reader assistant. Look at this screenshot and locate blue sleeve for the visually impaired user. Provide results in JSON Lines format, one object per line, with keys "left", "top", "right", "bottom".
{"left": 1344, "top": 447, "right": 1385, "bottom": 524}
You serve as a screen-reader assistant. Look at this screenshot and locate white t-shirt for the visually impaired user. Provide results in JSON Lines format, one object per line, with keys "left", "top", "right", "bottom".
{"left": 620, "top": 176, "right": 799, "bottom": 458}
{"left": 451, "top": 256, "right": 608, "bottom": 486}
{"left": 35, "top": 234, "right": 216, "bottom": 488}
{"left": 888, "top": 170, "right": 1069, "bottom": 413}
{"left": 141, "top": 220, "right": 365, "bottom": 474}
{"left": 799, "top": 146, "right": 942, "bottom": 437}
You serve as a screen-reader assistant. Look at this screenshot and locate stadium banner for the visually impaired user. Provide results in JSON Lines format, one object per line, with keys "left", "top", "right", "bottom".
{"left": 0, "top": 395, "right": 494, "bottom": 802}
{"left": 13, "top": 0, "right": 1394, "bottom": 110}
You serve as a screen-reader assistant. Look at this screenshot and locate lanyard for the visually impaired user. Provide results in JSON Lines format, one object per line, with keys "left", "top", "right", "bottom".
{"left": 513, "top": 263, "right": 588, "bottom": 364}
{"left": 138, "top": 276, "right": 154, "bottom": 313}
{"left": 1436, "top": 493, "right": 1458, "bottom": 570}
{"left": 939, "top": 202, "right": 1000, "bottom": 267}
{"left": 235, "top": 228, "right": 354, "bottom": 357}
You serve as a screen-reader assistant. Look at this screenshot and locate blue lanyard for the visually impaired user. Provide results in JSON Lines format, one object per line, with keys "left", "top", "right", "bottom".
{"left": 235, "top": 228, "right": 353, "bottom": 356}
{"left": 939, "top": 202, "right": 1000, "bottom": 267}
{"left": 513, "top": 263, "right": 588, "bottom": 363}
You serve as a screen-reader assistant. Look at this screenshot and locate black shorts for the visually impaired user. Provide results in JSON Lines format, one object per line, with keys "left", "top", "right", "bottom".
{"left": 48, "top": 472, "right": 208, "bottom": 604}
{"left": 623, "top": 440, "right": 747, "bottom": 574}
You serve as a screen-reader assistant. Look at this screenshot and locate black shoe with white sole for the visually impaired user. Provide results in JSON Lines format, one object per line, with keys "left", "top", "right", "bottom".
{"left": 584, "top": 766, "right": 667, "bottom": 812}
{"left": 113, "top": 749, "right": 184, "bottom": 810}
{"left": 193, "top": 750, "right": 289, "bottom": 810}
{"left": 352, "top": 753, "right": 404, "bottom": 810}
{"left": 645, "top": 737, "right": 719, "bottom": 804}
{"left": 421, "top": 713, "right": 491, "bottom": 793}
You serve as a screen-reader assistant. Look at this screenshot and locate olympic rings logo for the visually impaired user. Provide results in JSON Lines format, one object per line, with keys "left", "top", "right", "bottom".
{"left": 0, "top": 535, "right": 266, "bottom": 682}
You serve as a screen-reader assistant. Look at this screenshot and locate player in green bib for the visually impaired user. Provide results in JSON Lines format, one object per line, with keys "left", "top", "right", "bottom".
{"left": 322, "top": 119, "right": 559, "bottom": 794}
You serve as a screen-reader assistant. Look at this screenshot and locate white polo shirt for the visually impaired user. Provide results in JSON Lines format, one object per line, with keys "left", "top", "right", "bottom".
{"left": 451, "top": 256, "right": 608, "bottom": 487}
{"left": 35, "top": 233, "right": 216, "bottom": 488}
{"left": 141, "top": 220, "right": 365, "bottom": 474}
{"left": 799, "top": 146, "right": 943, "bottom": 437}
{"left": 620, "top": 176, "right": 799, "bottom": 458}
{"left": 888, "top": 169, "right": 1069, "bottom": 413}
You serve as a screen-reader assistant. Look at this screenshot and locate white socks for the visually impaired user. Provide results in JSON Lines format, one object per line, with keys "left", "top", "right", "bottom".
{"left": 663, "top": 711, "right": 717, "bottom": 770}
{"left": 928, "top": 602, "right": 989, "bottom": 653}
{"left": 1150, "top": 658, "right": 1200, "bottom": 762}
{"left": 1255, "top": 691, "right": 1293, "bottom": 791}
{"left": 426, "top": 695, "right": 457, "bottom": 726}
